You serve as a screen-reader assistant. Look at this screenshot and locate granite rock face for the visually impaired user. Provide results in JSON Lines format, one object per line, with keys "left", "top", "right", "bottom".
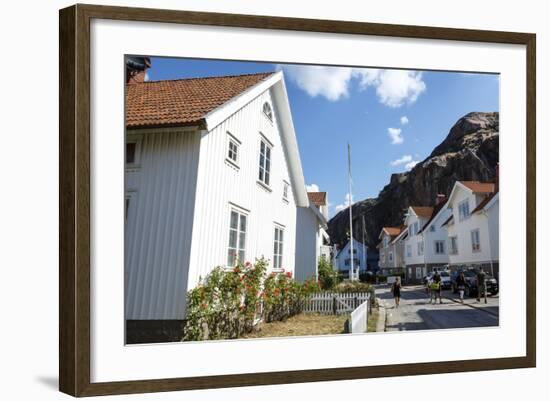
{"left": 327, "top": 112, "right": 499, "bottom": 251}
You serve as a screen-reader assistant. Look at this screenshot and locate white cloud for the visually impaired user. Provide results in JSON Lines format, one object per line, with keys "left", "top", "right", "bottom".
{"left": 387, "top": 128, "right": 404, "bottom": 145}
{"left": 400, "top": 116, "right": 409, "bottom": 125}
{"left": 282, "top": 65, "right": 354, "bottom": 101}
{"left": 282, "top": 66, "right": 426, "bottom": 107}
{"left": 391, "top": 155, "right": 413, "bottom": 166}
{"left": 334, "top": 193, "right": 354, "bottom": 214}
{"left": 357, "top": 69, "right": 426, "bottom": 108}
{"left": 306, "top": 183, "right": 320, "bottom": 192}
{"left": 405, "top": 160, "right": 420, "bottom": 170}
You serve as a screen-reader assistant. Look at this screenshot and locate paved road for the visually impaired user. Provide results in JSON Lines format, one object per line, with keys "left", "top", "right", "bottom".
{"left": 376, "top": 285, "right": 499, "bottom": 331}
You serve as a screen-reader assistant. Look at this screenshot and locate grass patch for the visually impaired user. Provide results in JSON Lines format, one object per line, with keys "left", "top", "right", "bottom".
{"left": 243, "top": 313, "right": 349, "bottom": 339}
{"left": 367, "top": 308, "right": 380, "bottom": 332}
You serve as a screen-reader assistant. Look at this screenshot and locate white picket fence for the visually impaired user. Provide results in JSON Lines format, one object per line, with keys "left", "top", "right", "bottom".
{"left": 302, "top": 292, "right": 370, "bottom": 315}
{"left": 350, "top": 300, "right": 370, "bottom": 333}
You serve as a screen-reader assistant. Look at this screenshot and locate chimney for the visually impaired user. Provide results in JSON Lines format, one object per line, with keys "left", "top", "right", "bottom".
{"left": 126, "top": 56, "right": 151, "bottom": 84}
{"left": 435, "top": 193, "right": 447, "bottom": 205}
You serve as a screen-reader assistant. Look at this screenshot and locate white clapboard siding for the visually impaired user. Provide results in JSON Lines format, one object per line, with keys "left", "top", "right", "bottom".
{"left": 294, "top": 207, "right": 319, "bottom": 282}
{"left": 188, "top": 89, "right": 297, "bottom": 290}
{"left": 350, "top": 300, "right": 370, "bottom": 333}
{"left": 125, "top": 130, "right": 201, "bottom": 320}
{"left": 303, "top": 292, "right": 370, "bottom": 315}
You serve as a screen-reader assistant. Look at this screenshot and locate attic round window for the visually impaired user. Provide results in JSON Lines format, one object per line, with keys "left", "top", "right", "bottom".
{"left": 263, "top": 102, "right": 273, "bottom": 121}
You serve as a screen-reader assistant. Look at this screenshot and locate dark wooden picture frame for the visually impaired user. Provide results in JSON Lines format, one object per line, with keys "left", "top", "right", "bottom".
{"left": 59, "top": 3, "right": 536, "bottom": 397}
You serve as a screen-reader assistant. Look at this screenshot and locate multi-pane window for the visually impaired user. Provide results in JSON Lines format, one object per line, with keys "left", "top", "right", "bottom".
{"left": 434, "top": 240, "right": 446, "bottom": 255}
{"left": 263, "top": 102, "right": 273, "bottom": 121}
{"left": 471, "top": 229, "right": 481, "bottom": 252}
{"left": 258, "top": 139, "right": 272, "bottom": 186}
{"left": 417, "top": 241, "right": 424, "bottom": 256}
{"left": 458, "top": 199, "right": 470, "bottom": 221}
{"left": 406, "top": 245, "right": 412, "bottom": 257}
{"left": 227, "top": 134, "right": 239, "bottom": 164}
{"left": 273, "top": 226, "right": 284, "bottom": 269}
{"left": 227, "top": 209, "right": 247, "bottom": 266}
{"left": 389, "top": 252, "right": 394, "bottom": 262}
{"left": 409, "top": 221, "right": 419, "bottom": 236}
{"left": 449, "top": 236, "right": 458, "bottom": 254}
{"left": 283, "top": 182, "right": 289, "bottom": 201}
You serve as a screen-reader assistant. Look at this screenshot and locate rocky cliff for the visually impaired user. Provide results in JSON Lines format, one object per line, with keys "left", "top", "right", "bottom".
{"left": 327, "top": 112, "right": 499, "bottom": 251}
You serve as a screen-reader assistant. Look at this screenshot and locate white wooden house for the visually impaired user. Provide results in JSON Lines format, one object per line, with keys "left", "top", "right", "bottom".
{"left": 335, "top": 238, "right": 368, "bottom": 277}
{"left": 442, "top": 181, "right": 499, "bottom": 278}
{"left": 403, "top": 197, "right": 452, "bottom": 283}
{"left": 124, "top": 69, "right": 323, "bottom": 334}
{"left": 377, "top": 226, "right": 406, "bottom": 276}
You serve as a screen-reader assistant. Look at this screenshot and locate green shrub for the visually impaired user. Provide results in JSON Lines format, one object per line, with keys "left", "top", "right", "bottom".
{"left": 334, "top": 280, "right": 372, "bottom": 293}
{"left": 317, "top": 255, "right": 339, "bottom": 290}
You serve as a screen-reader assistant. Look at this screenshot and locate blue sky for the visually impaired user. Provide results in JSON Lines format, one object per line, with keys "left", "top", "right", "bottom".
{"left": 146, "top": 57, "right": 499, "bottom": 217}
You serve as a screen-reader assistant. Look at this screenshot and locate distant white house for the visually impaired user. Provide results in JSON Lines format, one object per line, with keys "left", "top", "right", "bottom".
{"left": 378, "top": 226, "right": 406, "bottom": 276}
{"left": 442, "top": 181, "right": 499, "bottom": 277}
{"left": 335, "top": 238, "right": 368, "bottom": 277}
{"left": 124, "top": 66, "right": 324, "bottom": 330}
{"left": 403, "top": 196, "right": 452, "bottom": 283}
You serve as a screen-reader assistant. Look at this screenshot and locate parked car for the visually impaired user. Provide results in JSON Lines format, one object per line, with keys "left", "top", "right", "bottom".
{"left": 451, "top": 269, "right": 499, "bottom": 297}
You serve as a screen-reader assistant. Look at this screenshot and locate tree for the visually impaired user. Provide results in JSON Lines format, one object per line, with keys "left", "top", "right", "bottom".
{"left": 318, "top": 255, "right": 339, "bottom": 290}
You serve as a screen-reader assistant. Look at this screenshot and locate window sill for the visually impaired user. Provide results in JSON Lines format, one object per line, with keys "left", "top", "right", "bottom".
{"left": 225, "top": 158, "right": 240, "bottom": 170}
{"left": 256, "top": 180, "right": 272, "bottom": 192}
{"left": 282, "top": 197, "right": 289, "bottom": 204}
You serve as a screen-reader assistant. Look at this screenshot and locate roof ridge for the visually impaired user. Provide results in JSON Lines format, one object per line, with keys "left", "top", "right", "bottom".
{"left": 130, "top": 71, "right": 275, "bottom": 85}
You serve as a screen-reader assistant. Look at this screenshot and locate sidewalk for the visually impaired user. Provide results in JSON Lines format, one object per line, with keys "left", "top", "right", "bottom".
{"left": 442, "top": 290, "right": 499, "bottom": 317}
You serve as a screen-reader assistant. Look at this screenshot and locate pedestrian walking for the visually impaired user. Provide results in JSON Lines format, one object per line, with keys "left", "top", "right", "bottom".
{"left": 430, "top": 271, "right": 443, "bottom": 304}
{"left": 391, "top": 277, "right": 402, "bottom": 308}
{"left": 476, "top": 267, "right": 488, "bottom": 304}
{"left": 456, "top": 270, "right": 466, "bottom": 304}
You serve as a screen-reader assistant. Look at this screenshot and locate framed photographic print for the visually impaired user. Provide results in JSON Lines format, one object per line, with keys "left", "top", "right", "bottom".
{"left": 59, "top": 3, "right": 536, "bottom": 397}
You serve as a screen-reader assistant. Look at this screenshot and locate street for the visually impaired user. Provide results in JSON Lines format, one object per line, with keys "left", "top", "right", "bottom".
{"left": 376, "top": 285, "right": 499, "bottom": 331}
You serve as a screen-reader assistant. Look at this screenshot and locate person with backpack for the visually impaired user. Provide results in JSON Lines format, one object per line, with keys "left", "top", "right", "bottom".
{"left": 430, "top": 270, "right": 443, "bottom": 304}
{"left": 476, "top": 267, "right": 487, "bottom": 304}
{"left": 391, "top": 277, "right": 402, "bottom": 308}
{"left": 455, "top": 270, "right": 466, "bottom": 304}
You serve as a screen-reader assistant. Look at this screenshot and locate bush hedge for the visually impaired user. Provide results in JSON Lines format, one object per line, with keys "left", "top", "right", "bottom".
{"left": 183, "top": 258, "right": 320, "bottom": 341}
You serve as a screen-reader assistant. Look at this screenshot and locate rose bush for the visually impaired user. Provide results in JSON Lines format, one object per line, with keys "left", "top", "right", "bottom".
{"left": 183, "top": 259, "right": 319, "bottom": 341}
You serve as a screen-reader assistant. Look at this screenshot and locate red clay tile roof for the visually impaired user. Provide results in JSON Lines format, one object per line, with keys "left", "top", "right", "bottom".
{"left": 383, "top": 227, "right": 402, "bottom": 237}
{"left": 471, "top": 191, "right": 498, "bottom": 214}
{"left": 460, "top": 181, "right": 496, "bottom": 194}
{"left": 410, "top": 206, "right": 434, "bottom": 218}
{"left": 307, "top": 192, "right": 327, "bottom": 207}
{"left": 126, "top": 72, "right": 274, "bottom": 128}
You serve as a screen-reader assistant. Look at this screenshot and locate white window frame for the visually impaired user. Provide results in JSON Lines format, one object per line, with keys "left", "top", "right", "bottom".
{"left": 125, "top": 135, "right": 142, "bottom": 168}
{"left": 417, "top": 240, "right": 424, "bottom": 256}
{"left": 406, "top": 244, "right": 412, "bottom": 258}
{"left": 282, "top": 181, "right": 289, "bottom": 202}
{"left": 449, "top": 236, "right": 458, "bottom": 255}
{"left": 263, "top": 101, "right": 273, "bottom": 122}
{"left": 273, "top": 225, "right": 285, "bottom": 270}
{"left": 434, "top": 240, "right": 446, "bottom": 255}
{"left": 416, "top": 268, "right": 423, "bottom": 279}
{"left": 458, "top": 199, "right": 470, "bottom": 221}
{"left": 471, "top": 229, "right": 481, "bottom": 252}
{"left": 227, "top": 208, "right": 248, "bottom": 267}
{"left": 258, "top": 135, "right": 273, "bottom": 188}
{"left": 225, "top": 132, "right": 241, "bottom": 167}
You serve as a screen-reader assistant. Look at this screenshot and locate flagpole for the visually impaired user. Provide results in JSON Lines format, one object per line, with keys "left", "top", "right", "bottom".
{"left": 362, "top": 215, "right": 367, "bottom": 274}
{"left": 348, "top": 143, "right": 355, "bottom": 281}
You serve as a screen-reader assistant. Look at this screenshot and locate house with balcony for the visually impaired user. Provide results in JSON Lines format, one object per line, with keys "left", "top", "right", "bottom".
{"left": 442, "top": 181, "right": 499, "bottom": 278}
